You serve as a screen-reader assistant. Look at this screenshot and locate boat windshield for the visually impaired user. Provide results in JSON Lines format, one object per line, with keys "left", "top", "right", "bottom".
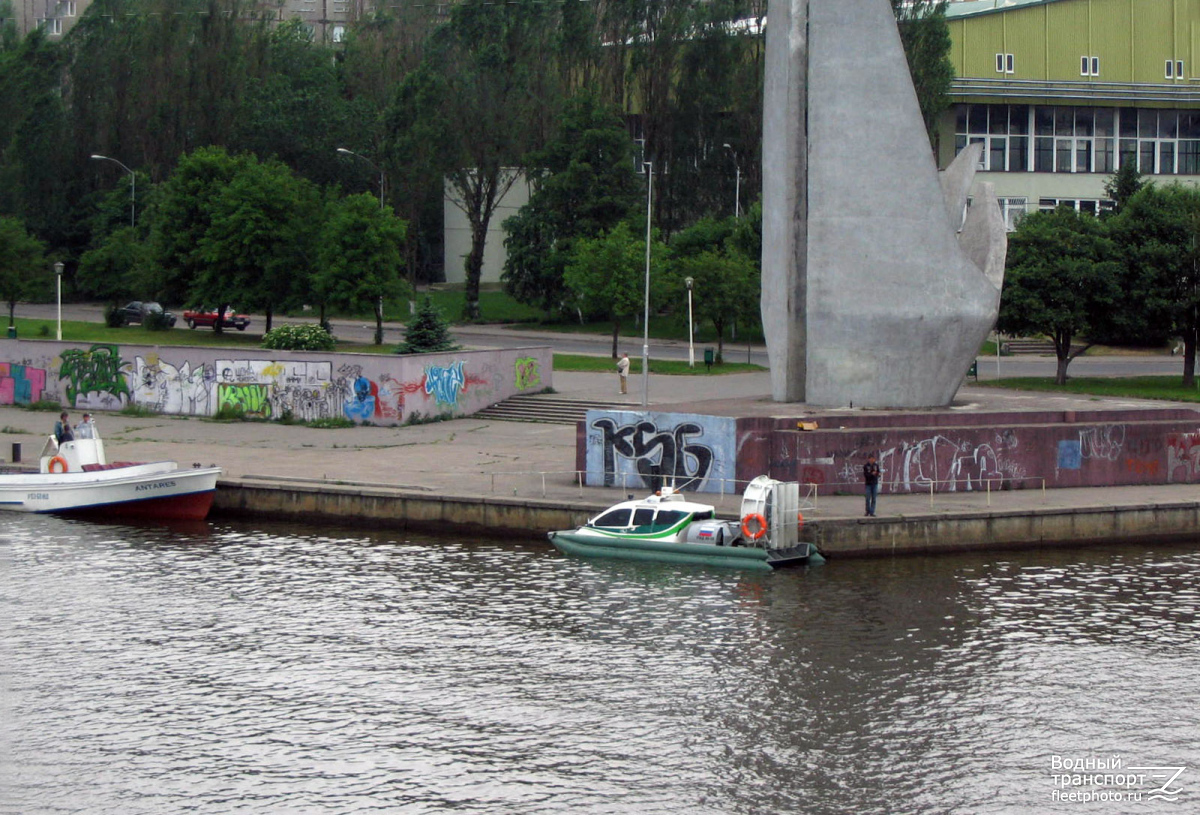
{"left": 591, "top": 508, "right": 631, "bottom": 528}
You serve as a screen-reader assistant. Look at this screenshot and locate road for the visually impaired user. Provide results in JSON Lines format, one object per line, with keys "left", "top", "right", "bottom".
{"left": 14, "top": 301, "right": 1184, "bottom": 377}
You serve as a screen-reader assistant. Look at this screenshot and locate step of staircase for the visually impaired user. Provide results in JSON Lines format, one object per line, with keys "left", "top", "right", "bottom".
{"left": 474, "top": 395, "right": 618, "bottom": 425}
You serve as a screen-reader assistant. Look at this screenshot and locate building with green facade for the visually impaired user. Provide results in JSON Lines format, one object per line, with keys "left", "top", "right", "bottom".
{"left": 939, "top": 0, "right": 1199, "bottom": 228}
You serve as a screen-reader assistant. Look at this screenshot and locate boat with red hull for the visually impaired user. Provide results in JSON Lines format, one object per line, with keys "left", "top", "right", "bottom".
{"left": 0, "top": 430, "right": 221, "bottom": 521}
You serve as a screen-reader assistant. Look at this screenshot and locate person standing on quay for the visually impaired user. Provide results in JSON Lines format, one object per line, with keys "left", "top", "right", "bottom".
{"left": 617, "top": 353, "right": 630, "bottom": 395}
{"left": 863, "top": 454, "right": 881, "bottom": 517}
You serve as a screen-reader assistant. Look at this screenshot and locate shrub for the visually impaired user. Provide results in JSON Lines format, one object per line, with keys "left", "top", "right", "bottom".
{"left": 144, "top": 310, "right": 173, "bottom": 331}
{"left": 262, "top": 323, "right": 337, "bottom": 351}
{"left": 104, "top": 305, "right": 126, "bottom": 327}
{"left": 306, "top": 416, "right": 354, "bottom": 429}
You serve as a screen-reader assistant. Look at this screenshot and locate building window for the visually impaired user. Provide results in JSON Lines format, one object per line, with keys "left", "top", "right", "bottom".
{"left": 956, "top": 105, "right": 1198, "bottom": 176}
{"left": 998, "top": 197, "right": 1028, "bottom": 232}
{"left": 331, "top": 25, "right": 345, "bottom": 43}
{"left": 953, "top": 104, "right": 1029, "bottom": 172}
{"left": 995, "top": 53, "right": 1015, "bottom": 74}
{"left": 1177, "top": 61, "right": 1185, "bottom": 80}
{"left": 1081, "top": 56, "right": 1100, "bottom": 77}
{"left": 40, "top": 17, "right": 62, "bottom": 34}
{"left": 65, "top": 1, "right": 76, "bottom": 16}
{"left": 1038, "top": 198, "right": 1113, "bottom": 215}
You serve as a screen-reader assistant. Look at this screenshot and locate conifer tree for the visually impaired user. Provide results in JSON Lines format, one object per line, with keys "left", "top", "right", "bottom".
{"left": 396, "top": 295, "right": 458, "bottom": 354}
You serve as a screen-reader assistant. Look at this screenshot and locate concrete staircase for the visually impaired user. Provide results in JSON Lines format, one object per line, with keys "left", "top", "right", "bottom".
{"left": 474, "top": 394, "right": 615, "bottom": 425}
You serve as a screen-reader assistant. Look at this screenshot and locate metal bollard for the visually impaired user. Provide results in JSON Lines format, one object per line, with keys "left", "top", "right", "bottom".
{"left": 11, "top": 442, "right": 20, "bottom": 463}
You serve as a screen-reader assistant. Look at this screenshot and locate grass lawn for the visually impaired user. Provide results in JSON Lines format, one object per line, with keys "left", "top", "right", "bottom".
{"left": 6, "top": 317, "right": 763, "bottom": 375}
{"left": 977, "top": 376, "right": 1200, "bottom": 403}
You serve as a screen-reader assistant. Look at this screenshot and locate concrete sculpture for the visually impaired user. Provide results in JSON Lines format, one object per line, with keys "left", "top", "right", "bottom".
{"left": 762, "top": 0, "right": 1006, "bottom": 407}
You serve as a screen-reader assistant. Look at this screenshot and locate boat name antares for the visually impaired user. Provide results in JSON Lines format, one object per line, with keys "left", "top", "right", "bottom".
{"left": 0, "top": 425, "right": 221, "bottom": 520}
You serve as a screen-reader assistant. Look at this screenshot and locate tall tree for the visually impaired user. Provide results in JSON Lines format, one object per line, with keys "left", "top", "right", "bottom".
{"left": 0, "top": 216, "right": 48, "bottom": 327}
{"left": 502, "top": 92, "right": 640, "bottom": 317}
{"left": 387, "top": 0, "right": 560, "bottom": 320}
{"left": 315, "top": 193, "right": 410, "bottom": 345}
{"left": 892, "top": 0, "right": 955, "bottom": 151}
{"left": 564, "top": 221, "right": 668, "bottom": 358}
{"left": 999, "top": 206, "right": 1122, "bottom": 385}
{"left": 1113, "top": 184, "right": 1200, "bottom": 385}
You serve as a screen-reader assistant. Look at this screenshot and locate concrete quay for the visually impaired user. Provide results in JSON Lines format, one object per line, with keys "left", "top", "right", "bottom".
{"left": 3, "top": 370, "right": 1200, "bottom": 557}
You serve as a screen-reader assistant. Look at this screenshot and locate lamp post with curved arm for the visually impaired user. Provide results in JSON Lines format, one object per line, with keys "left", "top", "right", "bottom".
{"left": 336, "top": 147, "right": 385, "bottom": 210}
{"left": 90, "top": 154, "right": 135, "bottom": 227}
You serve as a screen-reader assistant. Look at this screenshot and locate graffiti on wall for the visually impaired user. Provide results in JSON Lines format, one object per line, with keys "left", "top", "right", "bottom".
{"left": 1166, "top": 432, "right": 1200, "bottom": 483}
{"left": 59, "top": 345, "right": 130, "bottom": 407}
{"left": 2, "top": 341, "right": 525, "bottom": 425}
{"left": 585, "top": 411, "right": 735, "bottom": 492}
{"left": 515, "top": 356, "right": 541, "bottom": 390}
{"left": 0, "top": 363, "right": 47, "bottom": 405}
{"left": 835, "top": 431, "right": 1028, "bottom": 492}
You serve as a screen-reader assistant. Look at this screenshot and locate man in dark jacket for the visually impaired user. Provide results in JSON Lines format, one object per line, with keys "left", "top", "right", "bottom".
{"left": 863, "top": 455, "right": 881, "bottom": 517}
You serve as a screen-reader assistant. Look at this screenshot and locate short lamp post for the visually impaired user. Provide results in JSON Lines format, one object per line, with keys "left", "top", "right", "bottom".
{"left": 336, "top": 147, "right": 385, "bottom": 210}
{"left": 685, "top": 276, "right": 695, "bottom": 368}
{"left": 89, "top": 154, "right": 135, "bottom": 227}
{"left": 722, "top": 143, "right": 740, "bottom": 218}
{"left": 54, "top": 261, "right": 64, "bottom": 341}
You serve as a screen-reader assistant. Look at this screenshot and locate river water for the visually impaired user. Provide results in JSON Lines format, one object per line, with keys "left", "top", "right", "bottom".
{"left": 3, "top": 515, "right": 1199, "bottom": 814}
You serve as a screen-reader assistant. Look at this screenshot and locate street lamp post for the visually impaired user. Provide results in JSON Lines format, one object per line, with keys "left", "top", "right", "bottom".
{"left": 54, "top": 262, "right": 64, "bottom": 341}
{"left": 642, "top": 161, "right": 653, "bottom": 408}
{"left": 722, "top": 143, "right": 740, "bottom": 218}
{"left": 336, "top": 147, "right": 385, "bottom": 210}
{"left": 685, "top": 276, "right": 695, "bottom": 368}
{"left": 90, "top": 154, "right": 135, "bottom": 227}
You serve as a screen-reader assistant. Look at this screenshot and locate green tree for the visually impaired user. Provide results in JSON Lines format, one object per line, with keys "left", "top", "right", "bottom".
{"left": 673, "top": 249, "right": 758, "bottom": 364}
{"left": 564, "top": 221, "right": 668, "bottom": 358}
{"left": 149, "top": 146, "right": 250, "bottom": 305}
{"left": 0, "top": 217, "right": 47, "bottom": 327}
{"left": 501, "top": 92, "right": 640, "bottom": 317}
{"left": 76, "top": 227, "right": 147, "bottom": 305}
{"left": 193, "top": 155, "right": 320, "bottom": 332}
{"left": 388, "top": 0, "right": 560, "bottom": 320}
{"left": 998, "top": 206, "right": 1122, "bottom": 384}
{"left": 316, "top": 193, "right": 410, "bottom": 345}
{"left": 397, "top": 294, "right": 457, "bottom": 354}
{"left": 1113, "top": 184, "right": 1200, "bottom": 385}
{"left": 892, "top": 0, "right": 955, "bottom": 151}
{"left": 1104, "top": 161, "right": 1147, "bottom": 216}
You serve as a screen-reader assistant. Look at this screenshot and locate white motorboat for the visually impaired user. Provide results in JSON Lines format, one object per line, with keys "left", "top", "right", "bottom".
{"left": 548, "top": 476, "right": 825, "bottom": 571}
{"left": 0, "top": 427, "right": 221, "bottom": 520}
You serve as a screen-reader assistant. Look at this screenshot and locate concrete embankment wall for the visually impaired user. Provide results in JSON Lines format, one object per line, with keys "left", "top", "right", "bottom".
{"left": 213, "top": 479, "right": 1200, "bottom": 558}
{"left": 1, "top": 339, "right": 551, "bottom": 426}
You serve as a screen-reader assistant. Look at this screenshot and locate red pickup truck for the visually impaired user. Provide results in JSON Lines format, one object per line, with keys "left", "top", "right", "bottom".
{"left": 183, "top": 306, "right": 252, "bottom": 331}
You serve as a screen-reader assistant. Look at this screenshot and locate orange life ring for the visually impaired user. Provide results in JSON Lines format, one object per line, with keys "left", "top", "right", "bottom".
{"left": 741, "top": 512, "right": 767, "bottom": 541}
{"left": 48, "top": 456, "right": 69, "bottom": 473}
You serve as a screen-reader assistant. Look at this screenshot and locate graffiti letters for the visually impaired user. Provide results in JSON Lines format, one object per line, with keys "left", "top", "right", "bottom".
{"left": 515, "top": 357, "right": 541, "bottom": 390}
{"left": 218, "top": 383, "right": 272, "bottom": 418}
{"left": 58, "top": 345, "right": 130, "bottom": 406}
{"left": 425, "top": 360, "right": 466, "bottom": 407}
{"left": 0, "top": 363, "right": 47, "bottom": 405}
{"left": 591, "top": 418, "right": 715, "bottom": 490}
{"left": 1166, "top": 432, "right": 1200, "bottom": 483}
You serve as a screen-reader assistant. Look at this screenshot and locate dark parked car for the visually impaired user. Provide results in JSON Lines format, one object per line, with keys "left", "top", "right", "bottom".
{"left": 117, "top": 301, "right": 177, "bottom": 328}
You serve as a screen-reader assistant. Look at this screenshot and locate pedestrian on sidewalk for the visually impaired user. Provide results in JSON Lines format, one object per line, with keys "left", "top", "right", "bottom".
{"left": 617, "top": 353, "right": 630, "bottom": 394}
{"left": 863, "top": 454, "right": 881, "bottom": 517}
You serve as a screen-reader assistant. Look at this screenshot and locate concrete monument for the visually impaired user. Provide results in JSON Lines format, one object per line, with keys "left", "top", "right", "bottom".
{"left": 762, "top": 0, "right": 1006, "bottom": 407}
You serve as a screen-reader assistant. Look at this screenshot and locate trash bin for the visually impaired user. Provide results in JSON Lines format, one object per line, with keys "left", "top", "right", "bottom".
{"left": 5, "top": 326, "right": 15, "bottom": 339}
{"left": 704, "top": 347, "right": 714, "bottom": 370}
